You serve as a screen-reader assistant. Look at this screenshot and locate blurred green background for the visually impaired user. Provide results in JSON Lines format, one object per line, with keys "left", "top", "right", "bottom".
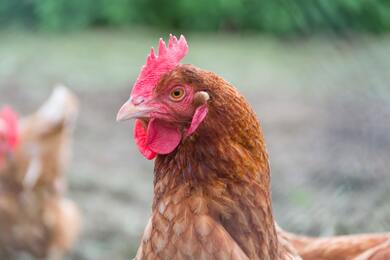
{"left": 1, "top": 1, "right": 390, "bottom": 260}
{"left": 1, "top": 0, "right": 390, "bottom": 34}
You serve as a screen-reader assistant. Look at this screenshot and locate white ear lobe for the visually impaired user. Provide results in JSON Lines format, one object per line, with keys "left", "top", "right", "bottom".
{"left": 194, "top": 91, "right": 210, "bottom": 106}
{"left": 198, "top": 91, "right": 210, "bottom": 101}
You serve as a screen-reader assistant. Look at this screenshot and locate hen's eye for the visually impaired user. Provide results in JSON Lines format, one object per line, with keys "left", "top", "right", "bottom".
{"left": 170, "top": 87, "right": 185, "bottom": 101}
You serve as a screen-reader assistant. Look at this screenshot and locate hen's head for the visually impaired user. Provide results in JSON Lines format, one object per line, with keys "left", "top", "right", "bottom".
{"left": 117, "top": 35, "right": 210, "bottom": 160}
{"left": 0, "top": 106, "right": 19, "bottom": 168}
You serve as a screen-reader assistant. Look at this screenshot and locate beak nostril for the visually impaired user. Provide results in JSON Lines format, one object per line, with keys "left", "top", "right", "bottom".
{"left": 130, "top": 96, "right": 145, "bottom": 106}
{"left": 117, "top": 97, "right": 152, "bottom": 122}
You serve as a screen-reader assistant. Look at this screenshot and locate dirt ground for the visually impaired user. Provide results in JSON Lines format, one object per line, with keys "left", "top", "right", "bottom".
{"left": 1, "top": 30, "right": 390, "bottom": 259}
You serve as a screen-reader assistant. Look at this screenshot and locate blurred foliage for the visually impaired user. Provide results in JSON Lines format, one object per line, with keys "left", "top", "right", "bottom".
{"left": 0, "top": 0, "right": 390, "bottom": 34}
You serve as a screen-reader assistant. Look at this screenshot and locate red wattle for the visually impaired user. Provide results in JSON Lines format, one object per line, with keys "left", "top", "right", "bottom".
{"left": 186, "top": 104, "right": 208, "bottom": 136}
{"left": 134, "top": 119, "right": 182, "bottom": 159}
{"left": 146, "top": 118, "right": 182, "bottom": 155}
{"left": 134, "top": 119, "right": 157, "bottom": 160}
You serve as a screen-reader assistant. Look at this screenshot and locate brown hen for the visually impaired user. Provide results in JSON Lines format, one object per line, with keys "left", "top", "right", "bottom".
{"left": 0, "top": 86, "right": 81, "bottom": 259}
{"left": 117, "top": 35, "right": 300, "bottom": 260}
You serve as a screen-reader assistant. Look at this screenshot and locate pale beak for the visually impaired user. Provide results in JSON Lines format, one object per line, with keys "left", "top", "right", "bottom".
{"left": 116, "top": 99, "right": 153, "bottom": 122}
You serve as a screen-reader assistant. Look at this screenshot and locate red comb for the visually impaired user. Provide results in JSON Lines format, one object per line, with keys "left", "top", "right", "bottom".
{"left": 0, "top": 106, "right": 19, "bottom": 150}
{"left": 131, "top": 34, "right": 188, "bottom": 98}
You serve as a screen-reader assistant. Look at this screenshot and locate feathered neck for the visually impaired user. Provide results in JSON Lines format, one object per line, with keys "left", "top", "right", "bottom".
{"left": 153, "top": 70, "right": 280, "bottom": 258}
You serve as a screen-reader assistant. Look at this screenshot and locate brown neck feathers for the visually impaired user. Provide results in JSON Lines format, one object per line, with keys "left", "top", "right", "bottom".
{"left": 153, "top": 68, "right": 279, "bottom": 258}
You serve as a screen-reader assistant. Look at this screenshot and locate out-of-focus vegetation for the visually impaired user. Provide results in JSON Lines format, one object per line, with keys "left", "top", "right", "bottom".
{"left": 1, "top": 0, "right": 390, "bottom": 34}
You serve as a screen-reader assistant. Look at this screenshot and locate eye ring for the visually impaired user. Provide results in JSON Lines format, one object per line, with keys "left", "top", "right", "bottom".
{"left": 169, "top": 87, "right": 186, "bottom": 101}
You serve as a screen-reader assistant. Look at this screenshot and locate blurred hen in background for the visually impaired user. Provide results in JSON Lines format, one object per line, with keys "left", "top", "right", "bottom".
{"left": 0, "top": 86, "right": 81, "bottom": 259}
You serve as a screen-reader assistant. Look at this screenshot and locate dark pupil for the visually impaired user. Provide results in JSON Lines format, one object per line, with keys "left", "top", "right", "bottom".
{"left": 173, "top": 90, "right": 181, "bottom": 97}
